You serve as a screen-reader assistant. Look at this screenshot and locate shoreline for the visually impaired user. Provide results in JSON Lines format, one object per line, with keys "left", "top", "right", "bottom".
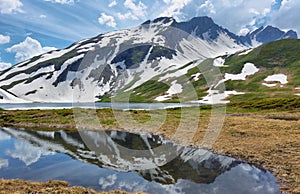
{"left": 0, "top": 108, "right": 299, "bottom": 193}
{"left": 0, "top": 179, "right": 144, "bottom": 194}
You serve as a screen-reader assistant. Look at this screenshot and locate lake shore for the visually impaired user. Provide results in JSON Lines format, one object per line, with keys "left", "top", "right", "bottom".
{"left": 0, "top": 179, "right": 144, "bottom": 194}
{"left": 0, "top": 105, "right": 299, "bottom": 193}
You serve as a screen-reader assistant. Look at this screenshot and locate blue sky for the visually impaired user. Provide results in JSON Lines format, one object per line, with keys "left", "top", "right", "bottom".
{"left": 0, "top": 0, "right": 299, "bottom": 69}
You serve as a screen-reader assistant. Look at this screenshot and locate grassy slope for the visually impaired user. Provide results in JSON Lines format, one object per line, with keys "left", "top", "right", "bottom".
{"left": 101, "top": 39, "right": 300, "bottom": 103}
{"left": 221, "top": 39, "right": 300, "bottom": 101}
{"left": 101, "top": 60, "right": 212, "bottom": 103}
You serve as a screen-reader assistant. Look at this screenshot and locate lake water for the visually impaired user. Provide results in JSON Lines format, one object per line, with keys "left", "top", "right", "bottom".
{"left": 0, "top": 102, "right": 200, "bottom": 110}
{"left": 0, "top": 127, "right": 281, "bottom": 194}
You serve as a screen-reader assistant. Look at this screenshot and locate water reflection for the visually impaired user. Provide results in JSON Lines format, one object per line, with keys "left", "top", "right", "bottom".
{"left": 0, "top": 127, "right": 280, "bottom": 194}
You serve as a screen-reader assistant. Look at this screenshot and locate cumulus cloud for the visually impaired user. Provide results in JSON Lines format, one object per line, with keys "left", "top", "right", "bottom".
{"left": 44, "top": 0, "right": 75, "bottom": 4}
{"left": 159, "top": 0, "right": 192, "bottom": 18}
{"left": 158, "top": 0, "right": 299, "bottom": 35}
{"left": 117, "top": 0, "right": 147, "bottom": 20}
{"left": 199, "top": 0, "right": 216, "bottom": 14}
{"left": 108, "top": 0, "right": 117, "bottom": 7}
{"left": 0, "top": 34, "right": 10, "bottom": 44}
{"left": 193, "top": 0, "right": 275, "bottom": 34}
{"left": 117, "top": 12, "right": 138, "bottom": 20}
{"left": 124, "top": 0, "right": 147, "bottom": 17}
{"left": 0, "top": 62, "right": 12, "bottom": 70}
{"left": 6, "top": 37, "right": 57, "bottom": 62}
{"left": 98, "top": 13, "right": 117, "bottom": 27}
{"left": 0, "top": 56, "right": 11, "bottom": 70}
{"left": 39, "top": 14, "right": 47, "bottom": 18}
{"left": 269, "top": 0, "right": 300, "bottom": 34}
{"left": 0, "top": 0, "right": 24, "bottom": 14}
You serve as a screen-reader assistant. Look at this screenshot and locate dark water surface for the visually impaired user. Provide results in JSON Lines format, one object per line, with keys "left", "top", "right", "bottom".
{"left": 0, "top": 127, "right": 280, "bottom": 194}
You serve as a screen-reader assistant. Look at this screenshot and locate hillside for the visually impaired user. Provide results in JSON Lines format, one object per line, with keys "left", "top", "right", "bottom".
{"left": 220, "top": 39, "right": 300, "bottom": 102}
{"left": 0, "top": 17, "right": 298, "bottom": 104}
{"left": 107, "top": 39, "right": 300, "bottom": 103}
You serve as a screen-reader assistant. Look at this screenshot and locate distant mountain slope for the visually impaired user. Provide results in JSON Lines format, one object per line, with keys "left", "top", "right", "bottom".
{"left": 241, "top": 25, "right": 298, "bottom": 46}
{"left": 218, "top": 39, "right": 300, "bottom": 102}
{"left": 106, "top": 39, "right": 300, "bottom": 104}
{"left": 0, "top": 16, "right": 298, "bottom": 103}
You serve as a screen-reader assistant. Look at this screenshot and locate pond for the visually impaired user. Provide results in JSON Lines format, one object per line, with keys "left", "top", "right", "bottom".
{"left": 0, "top": 127, "right": 281, "bottom": 194}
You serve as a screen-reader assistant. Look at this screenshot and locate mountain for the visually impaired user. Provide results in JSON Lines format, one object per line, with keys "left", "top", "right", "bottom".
{"left": 241, "top": 25, "right": 298, "bottom": 46}
{"left": 0, "top": 16, "right": 298, "bottom": 103}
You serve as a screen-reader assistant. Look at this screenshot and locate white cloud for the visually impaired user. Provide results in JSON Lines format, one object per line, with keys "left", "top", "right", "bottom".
{"left": 6, "top": 37, "right": 57, "bottom": 62}
{"left": 0, "top": 0, "right": 24, "bottom": 14}
{"left": 124, "top": 0, "right": 147, "bottom": 18}
{"left": 39, "top": 14, "right": 47, "bottom": 18}
{"left": 98, "top": 13, "right": 117, "bottom": 27}
{"left": 117, "top": 0, "right": 147, "bottom": 21}
{"left": 193, "top": 0, "right": 275, "bottom": 34}
{"left": 249, "top": 8, "right": 260, "bottom": 15}
{"left": 0, "top": 62, "right": 12, "bottom": 70}
{"left": 239, "top": 27, "right": 250, "bottom": 35}
{"left": 117, "top": 12, "right": 138, "bottom": 20}
{"left": 270, "top": 0, "right": 300, "bottom": 34}
{"left": 0, "top": 34, "right": 10, "bottom": 44}
{"left": 108, "top": 0, "right": 117, "bottom": 7}
{"left": 199, "top": 0, "right": 216, "bottom": 14}
{"left": 0, "top": 55, "right": 12, "bottom": 71}
{"left": 44, "top": 0, "right": 75, "bottom": 4}
{"left": 159, "top": 0, "right": 192, "bottom": 18}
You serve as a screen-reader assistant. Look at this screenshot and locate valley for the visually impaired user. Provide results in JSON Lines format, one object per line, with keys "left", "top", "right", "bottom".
{"left": 0, "top": 15, "right": 299, "bottom": 194}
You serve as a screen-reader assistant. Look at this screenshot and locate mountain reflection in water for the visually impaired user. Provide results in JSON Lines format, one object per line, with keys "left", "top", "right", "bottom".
{"left": 0, "top": 127, "right": 280, "bottom": 194}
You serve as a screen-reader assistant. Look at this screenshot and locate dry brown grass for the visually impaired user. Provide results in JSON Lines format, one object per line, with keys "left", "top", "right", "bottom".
{"left": 212, "top": 115, "right": 300, "bottom": 194}
{"left": 0, "top": 108, "right": 299, "bottom": 193}
{"left": 0, "top": 179, "right": 144, "bottom": 194}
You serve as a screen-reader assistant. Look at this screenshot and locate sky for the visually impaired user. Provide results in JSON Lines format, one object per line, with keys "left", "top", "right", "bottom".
{"left": 0, "top": 0, "right": 299, "bottom": 69}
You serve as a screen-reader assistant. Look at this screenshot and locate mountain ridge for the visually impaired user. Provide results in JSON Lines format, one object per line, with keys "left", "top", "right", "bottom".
{"left": 143, "top": 16, "right": 298, "bottom": 45}
{"left": 0, "top": 16, "right": 298, "bottom": 103}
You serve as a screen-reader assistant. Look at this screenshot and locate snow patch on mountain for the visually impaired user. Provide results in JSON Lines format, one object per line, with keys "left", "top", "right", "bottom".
{"left": 215, "top": 63, "right": 259, "bottom": 88}
{"left": 0, "top": 88, "right": 28, "bottom": 103}
{"left": 225, "top": 63, "right": 259, "bottom": 81}
{"left": 213, "top": 57, "right": 225, "bottom": 67}
{"left": 193, "top": 89, "right": 244, "bottom": 104}
{"left": 191, "top": 73, "right": 201, "bottom": 81}
{"left": 262, "top": 83, "right": 277, "bottom": 87}
{"left": 238, "top": 49, "right": 253, "bottom": 56}
{"left": 159, "top": 61, "right": 198, "bottom": 82}
{"left": 155, "top": 80, "right": 183, "bottom": 101}
{"left": 264, "top": 74, "right": 288, "bottom": 84}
